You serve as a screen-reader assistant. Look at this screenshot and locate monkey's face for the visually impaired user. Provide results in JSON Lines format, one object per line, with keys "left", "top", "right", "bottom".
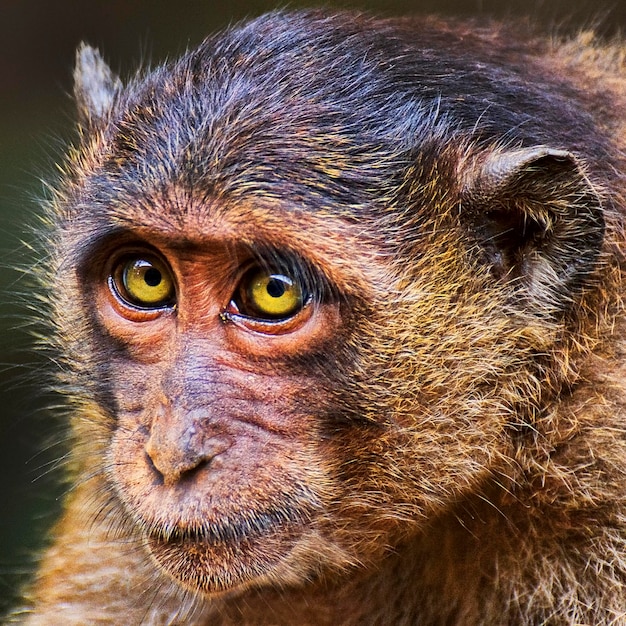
{"left": 69, "top": 195, "right": 411, "bottom": 594}
{"left": 102, "top": 247, "right": 329, "bottom": 593}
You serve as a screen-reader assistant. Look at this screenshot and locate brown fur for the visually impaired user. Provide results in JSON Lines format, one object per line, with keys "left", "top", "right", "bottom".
{"left": 10, "top": 10, "right": 626, "bottom": 625}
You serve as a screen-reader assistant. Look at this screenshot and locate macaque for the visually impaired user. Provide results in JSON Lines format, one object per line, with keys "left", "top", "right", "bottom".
{"left": 9, "top": 9, "right": 626, "bottom": 625}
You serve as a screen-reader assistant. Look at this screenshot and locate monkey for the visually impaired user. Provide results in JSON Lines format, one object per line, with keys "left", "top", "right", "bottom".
{"left": 8, "top": 8, "right": 626, "bottom": 625}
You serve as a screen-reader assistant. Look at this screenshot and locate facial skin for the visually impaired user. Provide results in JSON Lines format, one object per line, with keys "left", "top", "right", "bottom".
{"left": 94, "top": 218, "right": 344, "bottom": 590}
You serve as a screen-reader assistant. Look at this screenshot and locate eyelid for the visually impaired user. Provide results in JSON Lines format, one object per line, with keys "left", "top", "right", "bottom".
{"left": 222, "top": 298, "right": 314, "bottom": 335}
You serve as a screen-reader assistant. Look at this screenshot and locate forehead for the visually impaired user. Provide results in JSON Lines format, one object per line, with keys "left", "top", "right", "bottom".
{"left": 101, "top": 184, "right": 364, "bottom": 249}
{"left": 94, "top": 98, "right": 409, "bottom": 223}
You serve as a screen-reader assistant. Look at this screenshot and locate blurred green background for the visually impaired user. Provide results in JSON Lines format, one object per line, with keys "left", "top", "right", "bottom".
{"left": 1, "top": 0, "right": 624, "bottom": 614}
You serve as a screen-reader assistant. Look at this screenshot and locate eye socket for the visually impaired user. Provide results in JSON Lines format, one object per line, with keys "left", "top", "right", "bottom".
{"left": 110, "top": 254, "right": 176, "bottom": 309}
{"left": 234, "top": 268, "right": 308, "bottom": 320}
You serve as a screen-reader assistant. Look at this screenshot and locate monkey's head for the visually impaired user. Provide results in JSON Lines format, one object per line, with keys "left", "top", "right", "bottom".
{"left": 49, "top": 12, "right": 611, "bottom": 596}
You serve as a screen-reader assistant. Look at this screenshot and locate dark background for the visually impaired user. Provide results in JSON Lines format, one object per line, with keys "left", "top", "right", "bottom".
{"left": 1, "top": 0, "right": 624, "bottom": 614}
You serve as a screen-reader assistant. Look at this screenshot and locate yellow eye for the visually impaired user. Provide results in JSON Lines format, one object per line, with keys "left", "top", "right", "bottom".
{"left": 239, "top": 270, "right": 306, "bottom": 320}
{"left": 112, "top": 255, "right": 175, "bottom": 308}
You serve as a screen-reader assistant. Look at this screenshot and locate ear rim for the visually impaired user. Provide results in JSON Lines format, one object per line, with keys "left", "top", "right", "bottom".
{"left": 467, "top": 146, "right": 573, "bottom": 197}
{"left": 460, "top": 145, "right": 605, "bottom": 312}
{"left": 74, "top": 43, "right": 122, "bottom": 129}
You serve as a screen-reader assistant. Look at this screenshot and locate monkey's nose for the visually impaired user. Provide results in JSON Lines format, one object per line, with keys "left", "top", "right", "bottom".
{"left": 145, "top": 434, "right": 207, "bottom": 486}
{"left": 145, "top": 417, "right": 227, "bottom": 487}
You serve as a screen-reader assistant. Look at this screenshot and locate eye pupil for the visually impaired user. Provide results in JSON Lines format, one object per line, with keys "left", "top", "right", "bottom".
{"left": 266, "top": 278, "right": 287, "bottom": 298}
{"left": 144, "top": 267, "right": 162, "bottom": 287}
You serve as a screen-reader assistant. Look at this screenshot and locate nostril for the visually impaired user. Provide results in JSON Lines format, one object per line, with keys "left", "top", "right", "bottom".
{"left": 145, "top": 451, "right": 165, "bottom": 486}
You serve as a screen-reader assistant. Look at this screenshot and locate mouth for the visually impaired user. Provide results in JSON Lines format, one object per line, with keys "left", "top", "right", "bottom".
{"left": 144, "top": 506, "right": 311, "bottom": 594}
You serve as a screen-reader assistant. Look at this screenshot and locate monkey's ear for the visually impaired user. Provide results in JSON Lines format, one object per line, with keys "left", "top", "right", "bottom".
{"left": 74, "top": 43, "right": 122, "bottom": 128}
{"left": 461, "top": 146, "right": 605, "bottom": 311}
